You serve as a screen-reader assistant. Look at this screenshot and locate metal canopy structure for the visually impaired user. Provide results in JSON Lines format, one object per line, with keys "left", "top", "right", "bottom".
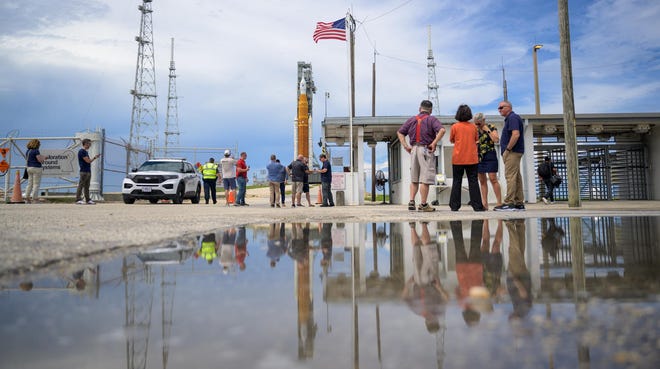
{"left": 322, "top": 113, "right": 660, "bottom": 145}
{"left": 323, "top": 112, "right": 660, "bottom": 204}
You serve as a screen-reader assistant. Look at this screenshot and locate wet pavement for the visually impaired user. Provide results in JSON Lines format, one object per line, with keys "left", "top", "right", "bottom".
{"left": 1, "top": 216, "right": 658, "bottom": 368}
{"left": 1, "top": 199, "right": 659, "bottom": 276}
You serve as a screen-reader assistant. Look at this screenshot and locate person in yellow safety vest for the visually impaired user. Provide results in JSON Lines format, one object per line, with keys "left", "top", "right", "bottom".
{"left": 199, "top": 157, "right": 219, "bottom": 204}
{"left": 199, "top": 233, "right": 218, "bottom": 264}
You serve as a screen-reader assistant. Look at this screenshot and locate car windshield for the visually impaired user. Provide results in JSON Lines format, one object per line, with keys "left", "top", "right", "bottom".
{"left": 138, "top": 161, "right": 184, "bottom": 172}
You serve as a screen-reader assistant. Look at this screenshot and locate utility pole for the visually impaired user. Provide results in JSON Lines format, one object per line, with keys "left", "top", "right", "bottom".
{"left": 164, "top": 38, "right": 180, "bottom": 157}
{"left": 128, "top": 0, "right": 158, "bottom": 172}
{"left": 558, "top": 0, "right": 581, "bottom": 207}
{"left": 371, "top": 49, "right": 377, "bottom": 202}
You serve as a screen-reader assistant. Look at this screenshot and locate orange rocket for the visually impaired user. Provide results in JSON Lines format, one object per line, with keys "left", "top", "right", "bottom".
{"left": 297, "top": 78, "right": 309, "bottom": 158}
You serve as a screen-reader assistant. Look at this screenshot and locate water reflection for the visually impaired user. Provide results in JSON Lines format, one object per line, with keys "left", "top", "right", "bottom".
{"left": 403, "top": 221, "right": 450, "bottom": 330}
{"left": 1, "top": 217, "right": 658, "bottom": 369}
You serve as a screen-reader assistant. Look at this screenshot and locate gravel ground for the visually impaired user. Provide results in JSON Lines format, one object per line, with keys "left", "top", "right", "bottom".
{"left": 1, "top": 188, "right": 659, "bottom": 279}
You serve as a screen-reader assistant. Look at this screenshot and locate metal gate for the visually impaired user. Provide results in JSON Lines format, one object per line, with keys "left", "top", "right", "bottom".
{"left": 536, "top": 144, "right": 648, "bottom": 201}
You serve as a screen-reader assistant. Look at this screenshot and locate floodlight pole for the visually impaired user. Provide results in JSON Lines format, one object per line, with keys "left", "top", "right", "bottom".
{"left": 533, "top": 44, "right": 543, "bottom": 115}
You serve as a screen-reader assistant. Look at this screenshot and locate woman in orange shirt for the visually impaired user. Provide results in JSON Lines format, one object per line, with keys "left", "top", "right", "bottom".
{"left": 449, "top": 105, "right": 485, "bottom": 211}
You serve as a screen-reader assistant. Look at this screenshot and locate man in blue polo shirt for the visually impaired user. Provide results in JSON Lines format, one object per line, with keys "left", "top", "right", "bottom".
{"left": 494, "top": 101, "right": 525, "bottom": 211}
{"left": 76, "top": 138, "right": 100, "bottom": 205}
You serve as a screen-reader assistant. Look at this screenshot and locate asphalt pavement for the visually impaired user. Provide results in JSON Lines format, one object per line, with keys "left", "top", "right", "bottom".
{"left": 1, "top": 191, "right": 659, "bottom": 279}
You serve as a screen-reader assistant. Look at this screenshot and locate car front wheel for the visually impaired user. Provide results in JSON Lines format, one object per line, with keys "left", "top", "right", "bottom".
{"left": 173, "top": 184, "right": 185, "bottom": 204}
{"left": 191, "top": 184, "right": 201, "bottom": 204}
{"left": 123, "top": 195, "right": 136, "bottom": 204}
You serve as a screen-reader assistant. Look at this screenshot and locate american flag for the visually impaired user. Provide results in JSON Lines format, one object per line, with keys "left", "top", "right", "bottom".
{"left": 313, "top": 18, "right": 346, "bottom": 43}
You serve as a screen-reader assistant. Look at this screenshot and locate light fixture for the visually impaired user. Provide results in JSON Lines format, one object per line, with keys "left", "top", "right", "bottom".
{"left": 543, "top": 125, "right": 557, "bottom": 134}
{"left": 632, "top": 124, "right": 650, "bottom": 134}
{"left": 587, "top": 124, "right": 604, "bottom": 134}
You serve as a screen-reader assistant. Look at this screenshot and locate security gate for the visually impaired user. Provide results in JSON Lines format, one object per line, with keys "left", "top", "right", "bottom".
{"left": 536, "top": 144, "right": 648, "bottom": 201}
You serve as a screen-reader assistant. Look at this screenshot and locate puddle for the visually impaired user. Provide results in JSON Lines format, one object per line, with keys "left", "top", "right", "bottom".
{"left": 1, "top": 217, "right": 658, "bottom": 369}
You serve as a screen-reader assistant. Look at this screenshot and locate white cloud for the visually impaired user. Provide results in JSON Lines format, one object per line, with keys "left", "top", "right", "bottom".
{"left": 1, "top": 0, "right": 658, "bottom": 177}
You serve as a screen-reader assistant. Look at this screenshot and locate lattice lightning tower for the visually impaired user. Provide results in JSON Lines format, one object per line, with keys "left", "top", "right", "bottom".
{"left": 426, "top": 26, "right": 440, "bottom": 113}
{"left": 164, "top": 38, "right": 180, "bottom": 157}
{"left": 128, "top": 0, "right": 158, "bottom": 171}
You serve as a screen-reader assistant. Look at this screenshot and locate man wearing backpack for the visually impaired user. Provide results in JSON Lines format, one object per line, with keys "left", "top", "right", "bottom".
{"left": 537, "top": 156, "right": 557, "bottom": 204}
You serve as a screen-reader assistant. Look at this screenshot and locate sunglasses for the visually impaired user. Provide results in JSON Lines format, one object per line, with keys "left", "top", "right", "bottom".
{"left": 497, "top": 106, "right": 507, "bottom": 110}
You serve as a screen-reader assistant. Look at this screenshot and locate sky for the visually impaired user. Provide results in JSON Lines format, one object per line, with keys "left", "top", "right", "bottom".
{"left": 1, "top": 0, "right": 659, "bottom": 191}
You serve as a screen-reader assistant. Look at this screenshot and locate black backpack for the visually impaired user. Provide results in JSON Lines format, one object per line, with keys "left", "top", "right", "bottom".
{"left": 538, "top": 162, "right": 551, "bottom": 178}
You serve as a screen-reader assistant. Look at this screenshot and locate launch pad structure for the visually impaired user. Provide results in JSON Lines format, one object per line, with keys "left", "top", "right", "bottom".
{"left": 295, "top": 62, "right": 318, "bottom": 166}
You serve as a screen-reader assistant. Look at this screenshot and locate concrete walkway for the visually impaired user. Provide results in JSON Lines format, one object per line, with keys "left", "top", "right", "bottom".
{"left": 1, "top": 192, "right": 658, "bottom": 279}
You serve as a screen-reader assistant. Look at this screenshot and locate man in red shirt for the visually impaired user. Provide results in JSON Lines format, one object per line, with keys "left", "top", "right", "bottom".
{"left": 235, "top": 152, "right": 250, "bottom": 206}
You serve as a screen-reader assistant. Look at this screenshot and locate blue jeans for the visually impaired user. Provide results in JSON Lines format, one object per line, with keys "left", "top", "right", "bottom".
{"left": 236, "top": 177, "right": 247, "bottom": 205}
{"left": 322, "top": 181, "right": 334, "bottom": 206}
{"left": 279, "top": 182, "right": 286, "bottom": 204}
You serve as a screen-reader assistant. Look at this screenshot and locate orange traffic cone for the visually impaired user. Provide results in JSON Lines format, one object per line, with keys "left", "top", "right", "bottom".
{"left": 227, "top": 189, "right": 236, "bottom": 204}
{"left": 316, "top": 186, "right": 322, "bottom": 204}
{"left": 10, "top": 170, "right": 24, "bottom": 203}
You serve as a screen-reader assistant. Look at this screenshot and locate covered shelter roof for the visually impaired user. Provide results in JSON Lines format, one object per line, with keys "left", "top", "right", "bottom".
{"left": 321, "top": 113, "right": 660, "bottom": 145}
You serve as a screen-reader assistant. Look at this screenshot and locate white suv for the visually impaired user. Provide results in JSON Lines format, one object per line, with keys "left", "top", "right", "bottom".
{"left": 122, "top": 158, "right": 201, "bottom": 204}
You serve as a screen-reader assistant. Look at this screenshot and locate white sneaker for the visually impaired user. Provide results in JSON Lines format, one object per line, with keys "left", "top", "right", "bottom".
{"left": 542, "top": 197, "right": 549, "bottom": 205}
{"left": 76, "top": 200, "right": 85, "bottom": 205}
{"left": 87, "top": 200, "right": 96, "bottom": 205}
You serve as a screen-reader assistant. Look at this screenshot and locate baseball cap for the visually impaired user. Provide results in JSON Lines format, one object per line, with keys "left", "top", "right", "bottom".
{"left": 224, "top": 150, "right": 230, "bottom": 156}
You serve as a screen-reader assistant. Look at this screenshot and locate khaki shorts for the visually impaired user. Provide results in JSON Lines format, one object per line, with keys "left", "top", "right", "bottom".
{"left": 292, "top": 181, "right": 303, "bottom": 194}
{"left": 410, "top": 145, "right": 436, "bottom": 184}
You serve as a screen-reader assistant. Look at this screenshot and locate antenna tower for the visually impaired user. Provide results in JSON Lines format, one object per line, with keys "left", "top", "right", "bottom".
{"left": 501, "top": 59, "right": 508, "bottom": 101}
{"left": 128, "top": 0, "right": 158, "bottom": 171}
{"left": 164, "top": 38, "right": 180, "bottom": 157}
{"left": 426, "top": 26, "right": 440, "bottom": 113}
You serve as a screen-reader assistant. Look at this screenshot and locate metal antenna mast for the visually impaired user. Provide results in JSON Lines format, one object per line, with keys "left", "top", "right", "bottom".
{"left": 502, "top": 58, "right": 508, "bottom": 101}
{"left": 426, "top": 26, "right": 440, "bottom": 113}
{"left": 164, "top": 38, "right": 180, "bottom": 157}
{"left": 128, "top": 0, "right": 158, "bottom": 172}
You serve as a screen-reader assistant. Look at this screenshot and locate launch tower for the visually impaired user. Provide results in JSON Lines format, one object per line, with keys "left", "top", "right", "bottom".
{"left": 128, "top": 0, "right": 158, "bottom": 171}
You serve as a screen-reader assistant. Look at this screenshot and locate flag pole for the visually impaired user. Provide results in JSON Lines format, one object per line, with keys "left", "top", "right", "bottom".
{"left": 346, "top": 11, "right": 355, "bottom": 171}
